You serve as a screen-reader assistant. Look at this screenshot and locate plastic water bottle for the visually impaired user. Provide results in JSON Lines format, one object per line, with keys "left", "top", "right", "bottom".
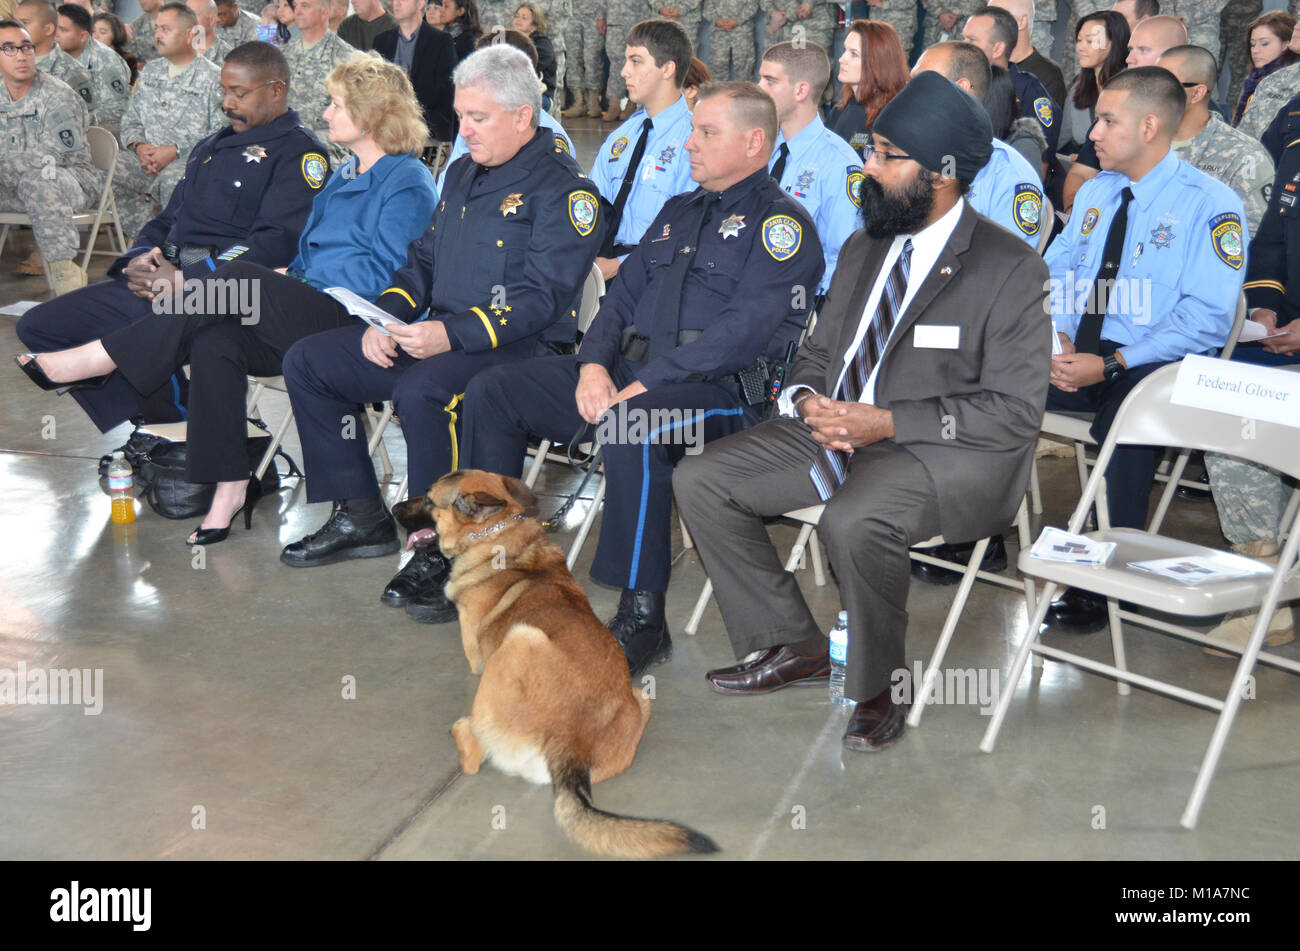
{"left": 828, "top": 611, "right": 851, "bottom": 706}
{"left": 108, "top": 451, "right": 135, "bottom": 525}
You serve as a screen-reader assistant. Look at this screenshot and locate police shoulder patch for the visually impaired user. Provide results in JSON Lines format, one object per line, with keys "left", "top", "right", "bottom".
{"left": 1081, "top": 206, "right": 1101, "bottom": 236}
{"left": 610, "top": 135, "right": 629, "bottom": 160}
{"left": 762, "top": 214, "right": 802, "bottom": 261}
{"left": 1013, "top": 182, "right": 1043, "bottom": 236}
{"left": 554, "top": 134, "right": 570, "bottom": 154}
{"left": 301, "top": 152, "right": 327, "bottom": 189}
{"left": 1034, "top": 97, "right": 1053, "bottom": 127}
{"left": 846, "top": 166, "right": 864, "bottom": 208}
{"left": 568, "top": 189, "right": 598, "bottom": 237}
{"left": 1209, "top": 211, "right": 1244, "bottom": 269}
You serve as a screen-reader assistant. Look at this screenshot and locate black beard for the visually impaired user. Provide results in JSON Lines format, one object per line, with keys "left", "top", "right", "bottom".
{"left": 859, "top": 172, "right": 936, "bottom": 239}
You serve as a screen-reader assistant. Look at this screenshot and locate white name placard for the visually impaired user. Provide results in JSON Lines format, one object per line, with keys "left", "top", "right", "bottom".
{"left": 1171, "top": 354, "right": 1300, "bottom": 429}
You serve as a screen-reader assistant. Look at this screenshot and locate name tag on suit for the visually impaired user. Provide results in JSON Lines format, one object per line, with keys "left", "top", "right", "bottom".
{"left": 913, "top": 325, "right": 961, "bottom": 350}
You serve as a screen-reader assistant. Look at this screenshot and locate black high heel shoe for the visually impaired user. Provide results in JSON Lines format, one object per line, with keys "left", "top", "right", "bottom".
{"left": 188, "top": 477, "right": 264, "bottom": 546}
{"left": 15, "top": 353, "right": 111, "bottom": 394}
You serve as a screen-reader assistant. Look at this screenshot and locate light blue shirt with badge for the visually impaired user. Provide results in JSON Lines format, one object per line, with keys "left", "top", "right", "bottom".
{"left": 436, "top": 111, "right": 575, "bottom": 191}
{"left": 1045, "top": 149, "right": 1247, "bottom": 369}
{"left": 769, "top": 115, "right": 864, "bottom": 295}
{"left": 969, "top": 138, "right": 1043, "bottom": 247}
{"left": 588, "top": 94, "right": 696, "bottom": 250}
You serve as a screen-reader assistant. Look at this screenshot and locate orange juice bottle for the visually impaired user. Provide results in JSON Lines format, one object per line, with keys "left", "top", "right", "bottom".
{"left": 107, "top": 452, "right": 136, "bottom": 524}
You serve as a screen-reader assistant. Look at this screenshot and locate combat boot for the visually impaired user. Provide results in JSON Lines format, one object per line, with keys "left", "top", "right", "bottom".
{"left": 1204, "top": 540, "right": 1295, "bottom": 656}
{"left": 601, "top": 98, "right": 622, "bottom": 122}
{"left": 585, "top": 90, "right": 602, "bottom": 118}
{"left": 48, "top": 259, "right": 87, "bottom": 297}
{"left": 561, "top": 90, "right": 587, "bottom": 118}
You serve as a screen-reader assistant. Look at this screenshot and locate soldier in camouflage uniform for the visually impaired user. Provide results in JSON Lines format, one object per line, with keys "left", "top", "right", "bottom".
{"left": 188, "top": 0, "right": 236, "bottom": 64}
{"left": 921, "top": 1, "right": 974, "bottom": 52}
{"left": 1237, "top": 57, "right": 1300, "bottom": 140}
{"left": 19, "top": 0, "right": 95, "bottom": 116}
{"left": 116, "top": 4, "right": 224, "bottom": 238}
{"left": 479, "top": 0, "right": 510, "bottom": 29}
{"left": 562, "top": 0, "right": 605, "bottom": 116}
{"left": 1220, "top": 0, "right": 1262, "bottom": 114}
{"left": 281, "top": 0, "right": 356, "bottom": 164}
{"left": 539, "top": 0, "right": 569, "bottom": 101}
{"left": 215, "top": 0, "right": 261, "bottom": 46}
{"left": 56, "top": 4, "right": 130, "bottom": 137}
{"left": 766, "top": 0, "right": 836, "bottom": 57}
{"left": 708, "top": 0, "right": 757, "bottom": 80}
{"left": 1161, "top": 45, "right": 1273, "bottom": 235}
{"left": 0, "top": 22, "right": 103, "bottom": 295}
{"left": 1030, "top": 0, "right": 1055, "bottom": 58}
{"left": 600, "top": 0, "right": 647, "bottom": 119}
{"left": 128, "top": 0, "right": 164, "bottom": 62}
{"left": 1163, "top": 0, "right": 1230, "bottom": 60}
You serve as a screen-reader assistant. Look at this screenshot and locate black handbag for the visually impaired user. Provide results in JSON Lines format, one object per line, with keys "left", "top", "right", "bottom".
{"left": 135, "top": 420, "right": 300, "bottom": 520}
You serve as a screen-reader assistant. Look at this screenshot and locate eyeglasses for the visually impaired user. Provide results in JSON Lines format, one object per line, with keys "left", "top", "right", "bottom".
{"left": 0, "top": 42, "right": 36, "bottom": 57}
{"left": 862, "top": 143, "right": 912, "bottom": 163}
{"left": 221, "top": 80, "right": 282, "bottom": 101}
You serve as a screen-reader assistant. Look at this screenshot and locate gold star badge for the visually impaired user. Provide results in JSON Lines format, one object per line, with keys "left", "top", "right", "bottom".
{"left": 719, "top": 214, "right": 746, "bottom": 239}
{"left": 242, "top": 145, "right": 268, "bottom": 163}
{"left": 500, "top": 193, "right": 524, "bottom": 216}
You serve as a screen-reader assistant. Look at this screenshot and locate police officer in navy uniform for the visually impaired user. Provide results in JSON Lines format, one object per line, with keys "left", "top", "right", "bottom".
{"left": 1044, "top": 67, "right": 1247, "bottom": 633}
{"left": 17, "top": 42, "right": 327, "bottom": 433}
{"left": 460, "top": 82, "right": 825, "bottom": 674}
{"left": 278, "top": 45, "right": 604, "bottom": 609}
{"left": 1239, "top": 130, "right": 1300, "bottom": 364}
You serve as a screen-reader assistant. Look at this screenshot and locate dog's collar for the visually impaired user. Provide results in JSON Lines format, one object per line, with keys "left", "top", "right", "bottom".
{"left": 463, "top": 512, "right": 527, "bottom": 544}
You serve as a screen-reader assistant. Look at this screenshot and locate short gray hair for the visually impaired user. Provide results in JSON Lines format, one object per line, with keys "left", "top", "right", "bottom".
{"left": 453, "top": 44, "right": 542, "bottom": 129}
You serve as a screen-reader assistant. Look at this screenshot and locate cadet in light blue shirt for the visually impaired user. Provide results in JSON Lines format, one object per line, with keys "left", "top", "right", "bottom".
{"left": 1046, "top": 148, "right": 1246, "bottom": 369}
{"left": 759, "top": 41, "right": 864, "bottom": 297}
{"left": 1042, "top": 68, "right": 1247, "bottom": 636}
{"left": 969, "top": 138, "right": 1043, "bottom": 247}
{"left": 437, "top": 111, "right": 575, "bottom": 190}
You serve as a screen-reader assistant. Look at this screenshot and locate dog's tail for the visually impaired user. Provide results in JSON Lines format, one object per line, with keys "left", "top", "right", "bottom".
{"left": 550, "top": 756, "right": 719, "bottom": 859}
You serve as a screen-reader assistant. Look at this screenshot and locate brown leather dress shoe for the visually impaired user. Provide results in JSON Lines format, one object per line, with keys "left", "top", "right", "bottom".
{"left": 706, "top": 646, "right": 831, "bottom": 695}
{"left": 842, "top": 686, "right": 906, "bottom": 753}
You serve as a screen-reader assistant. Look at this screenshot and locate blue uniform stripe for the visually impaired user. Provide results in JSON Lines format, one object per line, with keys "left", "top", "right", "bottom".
{"left": 626, "top": 406, "right": 744, "bottom": 589}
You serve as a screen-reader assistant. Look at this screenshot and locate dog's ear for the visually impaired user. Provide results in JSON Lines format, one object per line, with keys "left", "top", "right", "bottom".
{"left": 500, "top": 475, "right": 538, "bottom": 517}
{"left": 453, "top": 490, "right": 508, "bottom": 520}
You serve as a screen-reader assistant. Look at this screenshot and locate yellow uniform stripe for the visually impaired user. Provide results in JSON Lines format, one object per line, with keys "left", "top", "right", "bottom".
{"left": 471, "top": 306, "right": 498, "bottom": 349}
{"left": 444, "top": 393, "right": 464, "bottom": 472}
{"left": 1242, "top": 280, "right": 1285, "bottom": 291}
{"left": 380, "top": 287, "right": 416, "bottom": 309}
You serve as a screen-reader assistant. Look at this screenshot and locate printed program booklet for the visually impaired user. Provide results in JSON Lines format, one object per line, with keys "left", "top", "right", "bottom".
{"left": 1029, "top": 527, "right": 1116, "bottom": 566}
{"left": 1128, "top": 553, "right": 1274, "bottom": 586}
{"left": 324, "top": 286, "right": 408, "bottom": 336}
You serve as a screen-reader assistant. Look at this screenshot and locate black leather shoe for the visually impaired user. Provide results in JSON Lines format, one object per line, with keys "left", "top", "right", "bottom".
{"left": 1046, "top": 587, "right": 1109, "bottom": 634}
{"left": 404, "top": 583, "right": 458, "bottom": 624}
{"left": 15, "top": 353, "right": 110, "bottom": 393}
{"left": 381, "top": 546, "right": 449, "bottom": 607}
{"left": 911, "top": 535, "right": 1008, "bottom": 585}
{"left": 607, "top": 589, "right": 671, "bottom": 677}
{"left": 280, "top": 501, "right": 399, "bottom": 567}
{"left": 1175, "top": 469, "right": 1211, "bottom": 500}
{"left": 842, "top": 686, "right": 906, "bottom": 752}
{"left": 706, "top": 646, "right": 831, "bottom": 694}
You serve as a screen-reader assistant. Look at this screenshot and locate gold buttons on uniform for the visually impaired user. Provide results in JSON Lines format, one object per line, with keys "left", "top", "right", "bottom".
{"left": 496, "top": 240, "right": 503, "bottom": 247}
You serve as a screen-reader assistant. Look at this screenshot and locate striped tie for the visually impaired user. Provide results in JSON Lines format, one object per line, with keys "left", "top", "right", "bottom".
{"left": 808, "top": 239, "right": 913, "bottom": 500}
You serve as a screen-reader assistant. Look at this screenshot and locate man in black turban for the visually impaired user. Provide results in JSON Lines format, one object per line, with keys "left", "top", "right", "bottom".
{"left": 675, "top": 69, "right": 1053, "bottom": 754}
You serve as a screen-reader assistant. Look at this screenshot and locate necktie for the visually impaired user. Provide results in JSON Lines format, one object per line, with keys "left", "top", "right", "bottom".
{"left": 647, "top": 193, "right": 717, "bottom": 361}
{"left": 601, "top": 117, "right": 653, "bottom": 257}
{"left": 808, "top": 238, "right": 913, "bottom": 500}
{"left": 771, "top": 142, "right": 790, "bottom": 183}
{"left": 1074, "top": 186, "right": 1134, "bottom": 355}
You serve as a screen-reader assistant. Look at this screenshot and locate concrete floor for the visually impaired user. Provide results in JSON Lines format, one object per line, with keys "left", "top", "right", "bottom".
{"left": 0, "top": 116, "right": 1297, "bottom": 860}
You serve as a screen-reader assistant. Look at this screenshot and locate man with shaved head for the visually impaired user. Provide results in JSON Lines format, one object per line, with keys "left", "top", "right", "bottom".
{"left": 1062, "top": 13, "right": 1186, "bottom": 211}
{"left": 187, "top": 0, "right": 236, "bottom": 63}
{"left": 991, "top": 0, "right": 1064, "bottom": 105}
{"left": 1159, "top": 44, "right": 1272, "bottom": 234}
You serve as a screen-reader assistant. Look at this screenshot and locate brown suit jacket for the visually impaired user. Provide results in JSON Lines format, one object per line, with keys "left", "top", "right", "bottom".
{"left": 788, "top": 203, "right": 1052, "bottom": 542}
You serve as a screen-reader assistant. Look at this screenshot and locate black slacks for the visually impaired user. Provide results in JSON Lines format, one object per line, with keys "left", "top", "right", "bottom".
{"left": 674, "top": 417, "right": 942, "bottom": 702}
{"left": 101, "top": 262, "right": 350, "bottom": 483}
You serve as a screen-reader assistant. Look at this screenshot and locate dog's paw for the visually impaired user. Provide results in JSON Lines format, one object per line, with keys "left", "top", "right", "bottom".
{"left": 451, "top": 717, "right": 482, "bottom": 774}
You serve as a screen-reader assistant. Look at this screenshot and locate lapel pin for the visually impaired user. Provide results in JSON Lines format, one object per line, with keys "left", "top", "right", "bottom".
{"left": 940, "top": 266, "right": 952, "bottom": 275}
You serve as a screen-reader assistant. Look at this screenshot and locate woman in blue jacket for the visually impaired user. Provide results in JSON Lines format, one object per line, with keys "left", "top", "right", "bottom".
{"left": 17, "top": 54, "right": 438, "bottom": 546}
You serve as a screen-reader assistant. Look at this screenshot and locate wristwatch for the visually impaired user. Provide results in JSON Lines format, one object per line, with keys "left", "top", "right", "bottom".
{"left": 1102, "top": 354, "right": 1124, "bottom": 381}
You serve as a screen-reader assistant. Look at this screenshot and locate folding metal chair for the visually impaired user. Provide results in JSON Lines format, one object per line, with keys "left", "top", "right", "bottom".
{"left": 980, "top": 361, "right": 1300, "bottom": 828}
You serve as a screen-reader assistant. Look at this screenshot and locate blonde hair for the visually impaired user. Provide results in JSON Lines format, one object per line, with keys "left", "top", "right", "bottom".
{"left": 515, "top": 0, "right": 545, "bottom": 34}
{"left": 325, "top": 53, "right": 430, "bottom": 156}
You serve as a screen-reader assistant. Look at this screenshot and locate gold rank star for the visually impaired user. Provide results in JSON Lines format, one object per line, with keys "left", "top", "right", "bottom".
{"left": 242, "top": 145, "right": 268, "bottom": 163}
{"left": 499, "top": 317, "right": 508, "bottom": 326}
{"left": 504, "top": 305, "right": 512, "bottom": 312}
{"left": 492, "top": 307, "right": 503, "bottom": 315}
{"left": 500, "top": 193, "right": 524, "bottom": 216}
{"left": 718, "top": 214, "right": 745, "bottom": 238}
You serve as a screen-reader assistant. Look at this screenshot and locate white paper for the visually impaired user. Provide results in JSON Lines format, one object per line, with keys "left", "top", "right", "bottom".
{"left": 323, "top": 286, "right": 407, "bottom": 336}
{"left": 1128, "top": 554, "right": 1272, "bottom": 586}
{"left": 1051, "top": 321, "right": 1063, "bottom": 355}
{"left": 1171, "top": 354, "right": 1300, "bottom": 430}
{"left": 0, "top": 300, "right": 41, "bottom": 317}
{"left": 1030, "top": 527, "right": 1115, "bottom": 566}
{"left": 1238, "top": 319, "right": 1289, "bottom": 342}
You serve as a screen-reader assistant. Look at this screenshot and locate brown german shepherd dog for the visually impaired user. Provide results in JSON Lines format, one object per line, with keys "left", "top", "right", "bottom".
{"left": 393, "top": 470, "right": 717, "bottom": 859}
